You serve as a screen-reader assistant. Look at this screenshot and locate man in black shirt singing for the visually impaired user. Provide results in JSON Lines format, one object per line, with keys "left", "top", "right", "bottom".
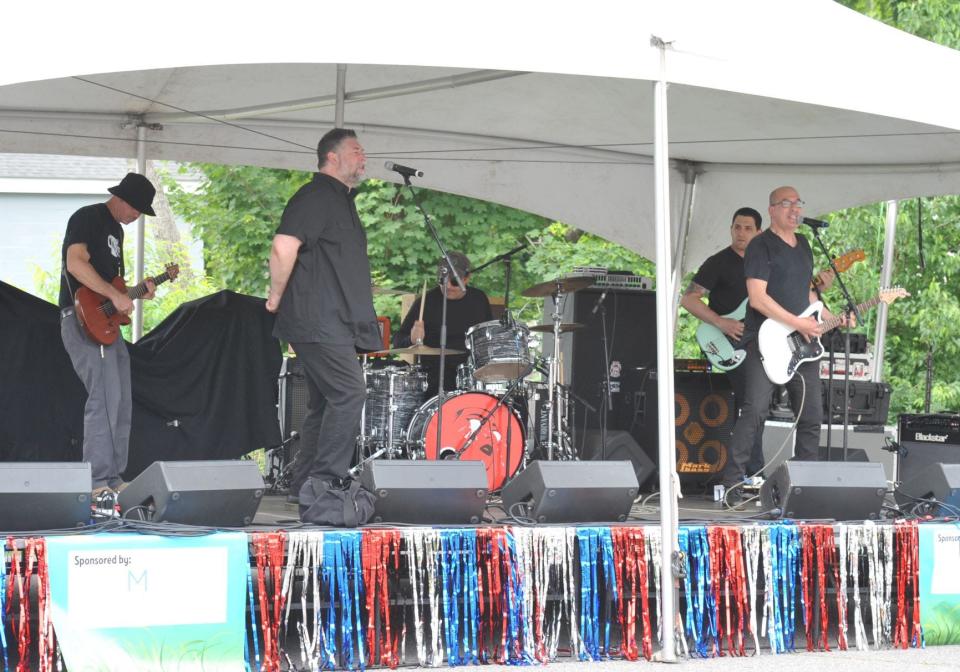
{"left": 394, "top": 251, "right": 493, "bottom": 397}
{"left": 266, "top": 128, "right": 381, "bottom": 506}
{"left": 681, "top": 207, "right": 765, "bottom": 477}
{"left": 721, "top": 186, "right": 843, "bottom": 502}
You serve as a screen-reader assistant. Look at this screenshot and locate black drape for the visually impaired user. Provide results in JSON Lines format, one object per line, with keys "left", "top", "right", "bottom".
{"left": 0, "top": 282, "right": 282, "bottom": 479}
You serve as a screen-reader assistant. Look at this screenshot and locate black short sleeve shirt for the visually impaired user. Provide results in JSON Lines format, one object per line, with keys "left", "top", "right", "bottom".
{"left": 691, "top": 246, "right": 747, "bottom": 317}
{"left": 273, "top": 173, "right": 381, "bottom": 349}
{"left": 742, "top": 229, "right": 814, "bottom": 340}
{"left": 59, "top": 203, "right": 124, "bottom": 308}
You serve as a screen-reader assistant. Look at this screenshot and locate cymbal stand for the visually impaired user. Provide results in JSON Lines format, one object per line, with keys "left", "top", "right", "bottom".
{"left": 545, "top": 284, "right": 565, "bottom": 460}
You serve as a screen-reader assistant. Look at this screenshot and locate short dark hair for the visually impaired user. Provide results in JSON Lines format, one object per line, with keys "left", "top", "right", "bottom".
{"left": 316, "top": 128, "right": 357, "bottom": 169}
{"left": 732, "top": 207, "right": 762, "bottom": 230}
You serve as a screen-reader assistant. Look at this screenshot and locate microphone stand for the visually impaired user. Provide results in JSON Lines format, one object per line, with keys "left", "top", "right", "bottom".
{"left": 808, "top": 224, "right": 861, "bottom": 461}
{"left": 594, "top": 291, "right": 613, "bottom": 459}
{"left": 400, "top": 174, "right": 466, "bottom": 458}
{"left": 471, "top": 242, "right": 529, "bottom": 314}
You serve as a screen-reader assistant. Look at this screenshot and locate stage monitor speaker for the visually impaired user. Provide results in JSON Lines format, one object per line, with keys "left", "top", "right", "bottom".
{"left": 760, "top": 461, "right": 886, "bottom": 520}
{"left": 501, "top": 460, "right": 638, "bottom": 523}
{"left": 896, "top": 414, "right": 960, "bottom": 486}
{"left": 624, "top": 370, "right": 736, "bottom": 491}
{"left": 0, "top": 462, "right": 91, "bottom": 531}
{"left": 360, "top": 460, "right": 488, "bottom": 524}
{"left": 118, "top": 460, "right": 265, "bottom": 526}
{"left": 580, "top": 429, "right": 656, "bottom": 490}
{"left": 895, "top": 463, "right": 960, "bottom": 512}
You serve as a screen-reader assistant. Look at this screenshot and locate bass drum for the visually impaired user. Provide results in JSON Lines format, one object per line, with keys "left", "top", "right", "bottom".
{"left": 406, "top": 391, "right": 524, "bottom": 491}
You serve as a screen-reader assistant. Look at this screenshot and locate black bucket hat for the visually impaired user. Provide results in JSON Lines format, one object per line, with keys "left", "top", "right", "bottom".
{"left": 107, "top": 172, "right": 156, "bottom": 216}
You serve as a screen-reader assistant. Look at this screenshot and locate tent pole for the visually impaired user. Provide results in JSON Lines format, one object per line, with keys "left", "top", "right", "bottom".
{"left": 872, "top": 200, "right": 898, "bottom": 382}
{"left": 335, "top": 64, "right": 347, "bottom": 128}
{"left": 651, "top": 34, "right": 679, "bottom": 663}
{"left": 671, "top": 165, "right": 698, "bottom": 334}
{"left": 133, "top": 124, "right": 146, "bottom": 342}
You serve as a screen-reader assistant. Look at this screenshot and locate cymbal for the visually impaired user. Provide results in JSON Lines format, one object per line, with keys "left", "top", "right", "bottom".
{"left": 521, "top": 276, "right": 594, "bottom": 298}
{"left": 368, "top": 344, "right": 467, "bottom": 357}
{"left": 529, "top": 322, "right": 584, "bottom": 334}
{"left": 371, "top": 285, "right": 408, "bottom": 296}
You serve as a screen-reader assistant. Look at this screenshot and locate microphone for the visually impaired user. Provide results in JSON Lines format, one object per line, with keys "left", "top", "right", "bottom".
{"left": 384, "top": 161, "right": 424, "bottom": 178}
{"left": 591, "top": 288, "right": 609, "bottom": 316}
{"left": 802, "top": 217, "right": 830, "bottom": 229}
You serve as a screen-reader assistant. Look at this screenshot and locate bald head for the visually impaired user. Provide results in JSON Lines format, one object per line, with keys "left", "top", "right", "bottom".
{"left": 767, "top": 185, "right": 803, "bottom": 233}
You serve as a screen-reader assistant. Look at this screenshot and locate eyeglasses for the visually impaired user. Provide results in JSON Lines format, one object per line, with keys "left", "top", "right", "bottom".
{"left": 772, "top": 199, "right": 805, "bottom": 208}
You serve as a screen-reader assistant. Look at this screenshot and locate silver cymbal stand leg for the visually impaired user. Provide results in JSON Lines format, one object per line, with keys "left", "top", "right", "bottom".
{"left": 546, "top": 287, "right": 565, "bottom": 460}
{"left": 386, "top": 371, "right": 397, "bottom": 457}
{"left": 357, "top": 354, "right": 370, "bottom": 467}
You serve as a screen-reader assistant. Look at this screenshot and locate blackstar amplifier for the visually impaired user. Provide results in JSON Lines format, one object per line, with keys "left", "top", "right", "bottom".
{"left": 896, "top": 414, "right": 960, "bottom": 485}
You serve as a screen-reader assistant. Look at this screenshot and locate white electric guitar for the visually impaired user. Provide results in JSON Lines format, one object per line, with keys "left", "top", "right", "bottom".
{"left": 757, "top": 287, "right": 908, "bottom": 385}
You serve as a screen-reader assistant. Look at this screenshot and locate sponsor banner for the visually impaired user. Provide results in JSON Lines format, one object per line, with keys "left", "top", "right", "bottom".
{"left": 46, "top": 532, "right": 248, "bottom": 670}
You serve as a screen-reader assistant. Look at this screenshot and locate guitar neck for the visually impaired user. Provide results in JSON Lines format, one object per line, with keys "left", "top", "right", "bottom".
{"left": 818, "top": 295, "right": 882, "bottom": 332}
{"left": 126, "top": 272, "right": 170, "bottom": 299}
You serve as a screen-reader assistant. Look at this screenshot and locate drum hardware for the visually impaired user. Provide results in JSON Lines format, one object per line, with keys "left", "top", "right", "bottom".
{"left": 521, "top": 277, "right": 595, "bottom": 460}
{"left": 528, "top": 322, "right": 584, "bottom": 333}
{"left": 368, "top": 344, "right": 466, "bottom": 357}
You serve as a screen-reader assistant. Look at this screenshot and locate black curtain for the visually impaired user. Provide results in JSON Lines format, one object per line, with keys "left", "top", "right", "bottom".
{"left": 0, "top": 282, "right": 282, "bottom": 480}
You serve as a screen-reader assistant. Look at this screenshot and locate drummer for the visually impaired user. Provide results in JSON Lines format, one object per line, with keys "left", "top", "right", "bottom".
{"left": 394, "top": 251, "right": 493, "bottom": 397}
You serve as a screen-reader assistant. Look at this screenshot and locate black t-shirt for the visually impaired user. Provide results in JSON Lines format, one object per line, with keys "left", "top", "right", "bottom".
{"left": 273, "top": 173, "right": 381, "bottom": 350}
{"left": 742, "top": 229, "right": 814, "bottom": 341}
{"left": 394, "top": 285, "right": 493, "bottom": 395}
{"left": 691, "top": 246, "right": 747, "bottom": 317}
{"left": 59, "top": 203, "right": 124, "bottom": 308}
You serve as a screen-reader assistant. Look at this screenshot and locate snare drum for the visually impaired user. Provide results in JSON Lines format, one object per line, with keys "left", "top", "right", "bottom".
{"left": 362, "top": 366, "right": 429, "bottom": 453}
{"left": 406, "top": 391, "right": 524, "bottom": 491}
{"left": 464, "top": 320, "right": 534, "bottom": 382}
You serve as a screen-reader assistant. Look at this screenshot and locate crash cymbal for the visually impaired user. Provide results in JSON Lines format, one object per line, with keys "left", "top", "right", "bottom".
{"left": 368, "top": 344, "right": 467, "bottom": 357}
{"left": 520, "top": 276, "right": 594, "bottom": 298}
{"left": 371, "top": 285, "right": 409, "bottom": 296}
{"left": 529, "top": 322, "right": 584, "bottom": 333}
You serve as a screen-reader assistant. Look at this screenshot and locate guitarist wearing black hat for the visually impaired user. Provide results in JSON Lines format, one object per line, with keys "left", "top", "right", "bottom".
{"left": 59, "top": 172, "right": 158, "bottom": 500}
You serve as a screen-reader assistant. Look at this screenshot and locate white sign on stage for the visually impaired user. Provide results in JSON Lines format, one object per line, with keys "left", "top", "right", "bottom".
{"left": 67, "top": 547, "right": 228, "bottom": 628}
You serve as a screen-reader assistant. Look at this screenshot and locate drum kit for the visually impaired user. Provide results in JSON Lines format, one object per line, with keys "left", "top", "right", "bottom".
{"left": 352, "top": 275, "right": 595, "bottom": 491}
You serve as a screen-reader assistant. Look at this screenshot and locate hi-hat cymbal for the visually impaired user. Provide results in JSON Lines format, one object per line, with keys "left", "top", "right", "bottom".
{"left": 529, "top": 322, "right": 584, "bottom": 333}
{"left": 371, "top": 285, "right": 409, "bottom": 296}
{"left": 521, "top": 276, "right": 594, "bottom": 298}
{"left": 368, "top": 344, "right": 466, "bottom": 357}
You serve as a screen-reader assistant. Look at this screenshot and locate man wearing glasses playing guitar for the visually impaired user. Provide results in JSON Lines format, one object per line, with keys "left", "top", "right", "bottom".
{"left": 58, "top": 173, "right": 158, "bottom": 499}
{"left": 719, "top": 186, "right": 847, "bottom": 504}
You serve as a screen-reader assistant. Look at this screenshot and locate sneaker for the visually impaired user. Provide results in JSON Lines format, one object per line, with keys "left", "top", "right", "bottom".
{"left": 92, "top": 485, "right": 116, "bottom": 499}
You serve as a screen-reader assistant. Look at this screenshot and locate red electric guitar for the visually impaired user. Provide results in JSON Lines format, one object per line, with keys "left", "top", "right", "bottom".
{"left": 74, "top": 264, "right": 179, "bottom": 345}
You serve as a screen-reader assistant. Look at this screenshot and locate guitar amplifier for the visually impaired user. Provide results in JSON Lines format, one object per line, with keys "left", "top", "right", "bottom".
{"left": 896, "top": 414, "right": 960, "bottom": 485}
{"left": 822, "top": 380, "right": 891, "bottom": 425}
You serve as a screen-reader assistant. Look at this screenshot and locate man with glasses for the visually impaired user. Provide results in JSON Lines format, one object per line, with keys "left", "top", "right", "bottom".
{"left": 719, "top": 186, "right": 841, "bottom": 505}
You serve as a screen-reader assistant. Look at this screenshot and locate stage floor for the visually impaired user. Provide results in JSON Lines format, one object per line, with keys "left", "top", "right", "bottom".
{"left": 250, "top": 490, "right": 771, "bottom": 529}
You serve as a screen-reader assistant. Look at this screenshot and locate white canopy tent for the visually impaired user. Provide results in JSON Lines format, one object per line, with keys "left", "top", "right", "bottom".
{"left": 5, "top": 0, "right": 960, "bottom": 658}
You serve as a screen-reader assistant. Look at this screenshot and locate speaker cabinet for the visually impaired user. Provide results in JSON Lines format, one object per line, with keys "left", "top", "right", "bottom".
{"left": 580, "top": 429, "right": 656, "bottom": 490}
{"left": 760, "top": 461, "right": 886, "bottom": 520}
{"left": 501, "top": 460, "right": 638, "bottom": 523}
{"left": 896, "top": 462, "right": 960, "bottom": 512}
{"left": 624, "top": 370, "right": 735, "bottom": 490}
{"left": 118, "top": 460, "right": 265, "bottom": 526}
{"left": 544, "top": 288, "right": 657, "bottom": 431}
{"left": 0, "top": 462, "right": 91, "bottom": 531}
{"left": 897, "top": 414, "right": 960, "bottom": 486}
{"left": 360, "top": 460, "right": 488, "bottom": 524}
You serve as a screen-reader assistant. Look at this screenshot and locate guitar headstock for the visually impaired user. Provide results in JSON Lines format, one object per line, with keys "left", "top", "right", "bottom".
{"left": 164, "top": 263, "right": 180, "bottom": 282}
{"left": 878, "top": 286, "right": 909, "bottom": 304}
{"left": 833, "top": 249, "right": 865, "bottom": 273}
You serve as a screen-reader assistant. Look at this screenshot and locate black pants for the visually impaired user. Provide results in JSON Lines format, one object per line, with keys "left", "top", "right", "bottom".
{"left": 289, "top": 342, "right": 366, "bottom": 495}
{"left": 722, "top": 339, "right": 822, "bottom": 487}
{"left": 725, "top": 360, "right": 767, "bottom": 476}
